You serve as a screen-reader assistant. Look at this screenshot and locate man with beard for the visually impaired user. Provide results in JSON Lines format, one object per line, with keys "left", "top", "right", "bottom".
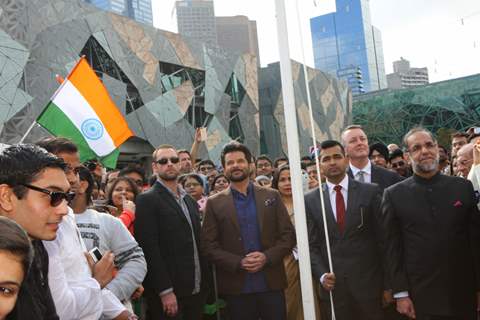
{"left": 135, "top": 145, "right": 207, "bottom": 320}
{"left": 201, "top": 142, "right": 295, "bottom": 320}
{"left": 382, "top": 127, "right": 480, "bottom": 320}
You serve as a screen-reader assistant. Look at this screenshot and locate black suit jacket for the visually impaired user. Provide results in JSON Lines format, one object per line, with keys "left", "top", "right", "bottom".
{"left": 305, "top": 177, "right": 384, "bottom": 301}
{"left": 348, "top": 163, "right": 403, "bottom": 191}
{"left": 134, "top": 181, "right": 207, "bottom": 297}
{"left": 382, "top": 173, "right": 480, "bottom": 317}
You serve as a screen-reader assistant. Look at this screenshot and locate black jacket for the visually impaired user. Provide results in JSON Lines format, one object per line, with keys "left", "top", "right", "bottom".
{"left": 382, "top": 173, "right": 480, "bottom": 317}
{"left": 7, "top": 240, "right": 58, "bottom": 320}
{"left": 348, "top": 164, "right": 403, "bottom": 191}
{"left": 306, "top": 178, "right": 384, "bottom": 301}
{"left": 134, "top": 181, "right": 207, "bottom": 298}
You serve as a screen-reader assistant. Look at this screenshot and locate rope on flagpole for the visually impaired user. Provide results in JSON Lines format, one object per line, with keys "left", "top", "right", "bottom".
{"left": 293, "top": 0, "right": 336, "bottom": 318}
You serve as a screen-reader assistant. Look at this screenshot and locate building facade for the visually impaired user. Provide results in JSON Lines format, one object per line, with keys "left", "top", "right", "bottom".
{"left": 310, "top": 0, "right": 387, "bottom": 94}
{"left": 216, "top": 15, "right": 260, "bottom": 66}
{"left": 176, "top": 0, "right": 217, "bottom": 46}
{"left": 387, "top": 57, "right": 429, "bottom": 89}
{"left": 85, "top": 0, "right": 153, "bottom": 25}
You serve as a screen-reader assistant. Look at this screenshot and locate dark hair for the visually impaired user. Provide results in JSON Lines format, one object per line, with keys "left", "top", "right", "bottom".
{"left": 403, "top": 127, "right": 436, "bottom": 149}
{"left": 451, "top": 132, "right": 469, "bottom": 140}
{"left": 198, "top": 159, "right": 215, "bottom": 168}
{"left": 305, "top": 161, "right": 317, "bottom": 168}
{"left": 0, "top": 144, "right": 67, "bottom": 199}
{"left": 180, "top": 173, "right": 204, "bottom": 188}
{"left": 438, "top": 145, "right": 448, "bottom": 154}
{"left": 389, "top": 148, "right": 404, "bottom": 161}
{"left": 301, "top": 155, "right": 312, "bottom": 161}
{"left": 35, "top": 137, "right": 78, "bottom": 154}
{"left": 255, "top": 155, "right": 272, "bottom": 166}
{"left": 320, "top": 140, "right": 345, "bottom": 155}
{"left": 220, "top": 142, "right": 252, "bottom": 167}
{"left": 119, "top": 165, "right": 145, "bottom": 183}
{"left": 273, "top": 157, "right": 289, "bottom": 168}
{"left": 211, "top": 173, "right": 229, "bottom": 190}
{"left": 106, "top": 176, "right": 140, "bottom": 207}
{"left": 84, "top": 159, "right": 100, "bottom": 172}
{"left": 77, "top": 166, "right": 95, "bottom": 205}
{"left": 0, "top": 216, "right": 33, "bottom": 275}
{"left": 272, "top": 165, "right": 290, "bottom": 190}
{"left": 369, "top": 142, "right": 389, "bottom": 161}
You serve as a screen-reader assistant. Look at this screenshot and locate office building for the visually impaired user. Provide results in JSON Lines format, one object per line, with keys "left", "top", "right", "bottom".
{"left": 310, "top": 0, "right": 387, "bottom": 93}
{"left": 176, "top": 0, "right": 217, "bottom": 46}
{"left": 85, "top": 0, "right": 153, "bottom": 25}
{"left": 387, "top": 57, "right": 429, "bottom": 89}
{"left": 216, "top": 15, "right": 260, "bottom": 65}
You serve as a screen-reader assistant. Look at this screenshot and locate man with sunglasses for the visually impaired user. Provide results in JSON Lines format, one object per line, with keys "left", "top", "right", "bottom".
{"left": 389, "top": 149, "right": 411, "bottom": 178}
{"left": 0, "top": 144, "right": 69, "bottom": 319}
{"left": 37, "top": 138, "right": 131, "bottom": 320}
{"left": 135, "top": 144, "right": 207, "bottom": 320}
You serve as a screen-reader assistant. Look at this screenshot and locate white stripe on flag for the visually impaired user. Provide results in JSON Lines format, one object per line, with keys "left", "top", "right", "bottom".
{"left": 52, "top": 80, "right": 116, "bottom": 156}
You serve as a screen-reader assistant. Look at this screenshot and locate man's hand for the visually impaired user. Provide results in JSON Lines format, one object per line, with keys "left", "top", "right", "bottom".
{"left": 321, "top": 273, "right": 335, "bottom": 291}
{"left": 161, "top": 292, "right": 178, "bottom": 317}
{"left": 131, "top": 285, "right": 144, "bottom": 300}
{"left": 396, "top": 297, "right": 416, "bottom": 318}
{"left": 85, "top": 250, "right": 115, "bottom": 288}
{"left": 382, "top": 290, "right": 394, "bottom": 308}
{"left": 241, "top": 252, "right": 267, "bottom": 273}
{"left": 194, "top": 128, "right": 202, "bottom": 143}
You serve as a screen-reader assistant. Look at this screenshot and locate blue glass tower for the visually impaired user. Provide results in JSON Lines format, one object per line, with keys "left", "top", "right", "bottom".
{"left": 310, "top": 0, "right": 386, "bottom": 94}
{"left": 85, "top": 0, "right": 153, "bottom": 25}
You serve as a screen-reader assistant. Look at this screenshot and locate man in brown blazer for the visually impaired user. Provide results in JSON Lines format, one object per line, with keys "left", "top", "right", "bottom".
{"left": 201, "top": 142, "right": 296, "bottom": 320}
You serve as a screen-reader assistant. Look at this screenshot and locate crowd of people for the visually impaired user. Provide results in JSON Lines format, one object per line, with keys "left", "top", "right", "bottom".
{"left": 0, "top": 124, "right": 479, "bottom": 320}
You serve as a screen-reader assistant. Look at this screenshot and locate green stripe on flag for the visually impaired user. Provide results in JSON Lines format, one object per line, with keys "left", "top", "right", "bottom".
{"left": 37, "top": 102, "right": 119, "bottom": 168}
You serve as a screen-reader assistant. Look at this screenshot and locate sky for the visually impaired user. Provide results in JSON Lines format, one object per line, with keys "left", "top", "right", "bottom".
{"left": 152, "top": 0, "right": 480, "bottom": 83}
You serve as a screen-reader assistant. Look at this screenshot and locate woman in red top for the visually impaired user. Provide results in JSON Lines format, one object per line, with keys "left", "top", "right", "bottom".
{"left": 106, "top": 176, "right": 140, "bottom": 235}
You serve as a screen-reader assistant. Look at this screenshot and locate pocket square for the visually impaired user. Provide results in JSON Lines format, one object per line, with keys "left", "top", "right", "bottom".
{"left": 264, "top": 198, "right": 276, "bottom": 207}
{"left": 453, "top": 200, "right": 463, "bottom": 207}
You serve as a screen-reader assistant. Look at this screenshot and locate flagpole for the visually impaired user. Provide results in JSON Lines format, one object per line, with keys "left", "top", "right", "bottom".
{"left": 274, "top": 0, "right": 316, "bottom": 319}
{"left": 18, "top": 120, "right": 36, "bottom": 143}
{"left": 293, "top": 0, "right": 337, "bottom": 318}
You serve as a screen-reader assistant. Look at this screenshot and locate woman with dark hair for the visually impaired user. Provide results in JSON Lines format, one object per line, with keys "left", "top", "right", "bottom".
{"left": 272, "top": 166, "right": 321, "bottom": 320}
{"left": 0, "top": 216, "right": 32, "bottom": 320}
{"left": 209, "top": 173, "right": 229, "bottom": 195}
{"left": 180, "top": 173, "right": 208, "bottom": 215}
{"left": 106, "top": 176, "right": 140, "bottom": 235}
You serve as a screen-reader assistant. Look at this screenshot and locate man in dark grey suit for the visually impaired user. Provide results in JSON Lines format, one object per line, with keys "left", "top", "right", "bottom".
{"left": 306, "top": 140, "right": 385, "bottom": 320}
{"left": 342, "top": 125, "right": 403, "bottom": 191}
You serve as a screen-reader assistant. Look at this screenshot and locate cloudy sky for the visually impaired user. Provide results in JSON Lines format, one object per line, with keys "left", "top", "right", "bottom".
{"left": 152, "top": 0, "right": 480, "bottom": 83}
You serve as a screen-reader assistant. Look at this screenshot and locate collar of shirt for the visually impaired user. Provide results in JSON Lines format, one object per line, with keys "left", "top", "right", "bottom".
{"left": 350, "top": 160, "right": 372, "bottom": 177}
{"left": 156, "top": 179, "right": 187, "bottom": 200}
{"left": 230, "top": 182, "right": 254, "bottom": 198}
{"left": 326, "top": 175, "right": 349, "bottom": 195}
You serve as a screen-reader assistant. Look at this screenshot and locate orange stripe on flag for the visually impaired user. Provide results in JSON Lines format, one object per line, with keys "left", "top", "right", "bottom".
{"left": 67, "top": 58, "right": 133, "bottom": 147}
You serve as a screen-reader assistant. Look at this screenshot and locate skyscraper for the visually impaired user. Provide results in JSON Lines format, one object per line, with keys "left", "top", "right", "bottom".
{"left": 176, "top": 0, "right": 217, "bottom": 46}
{"left": 216, "top": 15, "right": 260, "bottom": 65}
{"left": 387, "top": 57, "right": 429, "bottom": 89}
{"left": 85, "top": 0, "right": 153, "bottom": 25}
{"left": 310, "top": 0, "right": 387, "bottom": 93}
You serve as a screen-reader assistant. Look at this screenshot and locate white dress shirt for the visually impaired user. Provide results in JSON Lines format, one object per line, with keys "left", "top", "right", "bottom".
{"left": 325, "top": 175, "right": 349, "bottom": 221}
{"left": 350, "top": 160, "right": 372, "bottom": 183}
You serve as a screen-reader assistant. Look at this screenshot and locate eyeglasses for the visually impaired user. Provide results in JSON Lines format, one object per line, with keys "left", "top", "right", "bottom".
{"left": 66, "top": 165, "right": 81, "bottom": 174}
{"left": 156, "top": 157, "right": 180, "bottom": 165}
{"left": 184, "top": 182, "right": 201, "bottom": 188}
{"left": 21, "top": 184, "right": 75, "bottom": 207}
{"left": 133, "top": 179, "right": 144, "bottom": 187}
{"left": 391, "top": 161, "right": 405, "bottom": 168}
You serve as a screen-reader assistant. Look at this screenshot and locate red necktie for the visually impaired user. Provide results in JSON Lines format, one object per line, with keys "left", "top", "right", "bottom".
{"left": 334, "top": 185, "right": 345, "bottom": 233}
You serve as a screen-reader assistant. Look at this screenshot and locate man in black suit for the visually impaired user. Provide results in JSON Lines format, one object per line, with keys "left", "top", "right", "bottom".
{"left": 306, "top": 140, "right": 385, "bottom": 320}
{"left": 135, "top": 144, "right": 206, "bottom": 320}
{"left": 342, "top": 125, "right": 403, "bottom": 191}
{"left": 382, "top": 127, "right": 480, "bottom": 320}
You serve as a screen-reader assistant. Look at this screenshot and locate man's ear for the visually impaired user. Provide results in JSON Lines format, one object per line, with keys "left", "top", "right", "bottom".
{"left": 0, "top": 184, "right": 16, "bottom": 214}
{"left": 78, "top": 180, "right": 89, "bottom": 194}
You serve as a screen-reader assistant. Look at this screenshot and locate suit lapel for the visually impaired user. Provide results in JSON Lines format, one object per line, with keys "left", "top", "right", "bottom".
{"left": 154, "top": 182, "right": 188, "bottom": 224}
{"left": 321, "top": 184, "right": 340, "bottom": 238}
{"left": 371, "top": 165, "right": 385, "bottom": 189}
{"left": 253, "top": 185, "right": 265, "bottom": 232}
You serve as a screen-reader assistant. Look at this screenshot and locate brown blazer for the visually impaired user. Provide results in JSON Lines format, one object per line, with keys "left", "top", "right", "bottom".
{"left": 201, "top": 184, "right": 296, "bottom": 295}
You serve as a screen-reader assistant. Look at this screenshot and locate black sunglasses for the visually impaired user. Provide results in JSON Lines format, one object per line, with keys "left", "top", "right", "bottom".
{"left": 156, "top": 157, "right": 180, "bottom": 165}
{"left": 21, "top": 184, "right": 75, "bottom": 207}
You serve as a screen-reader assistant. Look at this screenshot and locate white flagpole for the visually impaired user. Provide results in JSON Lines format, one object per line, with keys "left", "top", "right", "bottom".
{"left": 18, "top": 120, "right": 37, "bottom": 143}
{"left": 274, "top": 0, "right": 316, "bottom": 319}
{"left": 293, "top": 0, "right": 337, "bottom": 318}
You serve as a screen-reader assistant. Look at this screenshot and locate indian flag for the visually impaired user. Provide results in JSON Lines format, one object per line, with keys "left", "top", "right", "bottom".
{"left": 38, "top": 57, "right": 133, "bottom": 168}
